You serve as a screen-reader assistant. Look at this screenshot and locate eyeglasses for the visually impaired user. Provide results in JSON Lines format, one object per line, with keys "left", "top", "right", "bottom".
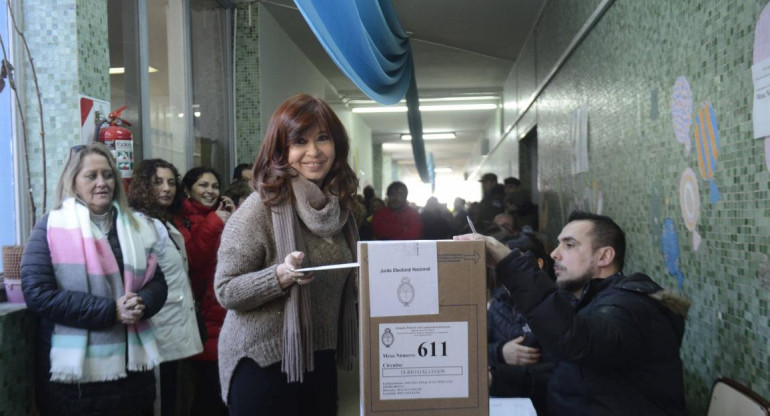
{"left": 70, "top": 144, "right": 87, "bottom": 155}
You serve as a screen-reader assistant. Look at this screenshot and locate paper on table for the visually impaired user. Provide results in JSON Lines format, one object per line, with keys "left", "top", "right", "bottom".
{"left": 291, "top": 262, "right": 360, "bottom": 273}
{"left": 489, "top": 398, "right": 537, "bottom": 416}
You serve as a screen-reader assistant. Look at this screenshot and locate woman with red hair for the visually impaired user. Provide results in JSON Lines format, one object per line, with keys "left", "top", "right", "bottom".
{"left": 215, "top": 94, "right": 359, "bottom": 415}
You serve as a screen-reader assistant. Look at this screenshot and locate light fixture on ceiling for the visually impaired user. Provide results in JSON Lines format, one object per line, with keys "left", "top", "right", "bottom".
{"left": 421, "top": 103, "right": 498, "bottom": 112}
{"left": 382, "top": 142, "right": 412, "bottom": 152}
{"left": 109, "top": 66, "right": 160, "bottom": 75}
{"left": 351, "top": 106, "right": 407, "bottom": 114}
{"left": 352, "top": 103, "right": 498, "bottom": 114}
{"left": 401, "top": 132, "right": 456, "bottom": 141}
{"left": 347, "top": 95, "right": 500, "bottom": 105}
{"left": 433, "top": 166, "right": 454, "bottom": 174}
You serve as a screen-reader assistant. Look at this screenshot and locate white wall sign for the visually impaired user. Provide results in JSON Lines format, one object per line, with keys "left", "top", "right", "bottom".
{"left": 79, "top": 95, "right": 110, "bottom": 144}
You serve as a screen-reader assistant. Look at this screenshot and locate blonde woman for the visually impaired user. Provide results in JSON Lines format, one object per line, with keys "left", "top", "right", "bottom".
{"left": 21, "top": 143, "right": 167, "bottom": 416}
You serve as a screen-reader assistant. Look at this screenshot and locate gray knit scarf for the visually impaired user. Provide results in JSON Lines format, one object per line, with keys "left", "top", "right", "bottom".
{"left": 272, "top": 174, "right": 358, "bottom": 383}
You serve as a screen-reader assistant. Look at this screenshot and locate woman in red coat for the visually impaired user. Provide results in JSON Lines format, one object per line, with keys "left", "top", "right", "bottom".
{"left": 174, "top": 166, "right": 234, "bottom": 415}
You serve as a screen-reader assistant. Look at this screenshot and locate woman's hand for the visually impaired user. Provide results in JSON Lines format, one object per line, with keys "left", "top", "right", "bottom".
{"left": 276, "top": 251, "right": 315, "bottom": 290}
{"left": 116, "top": 292, "right": 145, "bottom": 325}
{"left": 501, "top": 336, "right": 542, "bottom": 365}
{"left": 453, "top": 233, "right": 512, "bottom": 267}
{"left": 215, "top": 196, "right": 236, "bottom": 223}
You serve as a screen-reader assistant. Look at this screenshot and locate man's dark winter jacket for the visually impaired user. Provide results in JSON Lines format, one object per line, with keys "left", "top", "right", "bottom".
{"left": 496, "top": 250, "right": 689, "bottom": 416}
{"left": 21, "top": 214, "right": 167, "bottom": 416}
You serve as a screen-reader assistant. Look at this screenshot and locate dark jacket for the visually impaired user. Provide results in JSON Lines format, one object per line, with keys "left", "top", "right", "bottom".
{"left": 174, "top": 198, "right": 226, "bottom": 361}
{"left": 487, "top": 287, "right": 553, "bottom": 415}
{"left": 487, "top": 287, "right": 530, "bottom": 366}
{"left": 496, "top": 250, "right": 689, "bottom": 416}
{"left": 21, "top": 213, "right": 167, "bottom": 416}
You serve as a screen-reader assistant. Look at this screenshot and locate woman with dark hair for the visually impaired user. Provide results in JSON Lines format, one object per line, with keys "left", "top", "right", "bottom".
{"left": 174, "top": 166, "right": 234, "bottom": 415}
{"left": 487, "top": 231, "right": 554, "bottom": 415}
{"left": 215, "top": 94, "right": 359, "bottom": 415}
{"left": 128, "top": 159, "right": 203, "bottom": 415}
{"left": 21, "top": 143, "right": 167, "bottom": 415}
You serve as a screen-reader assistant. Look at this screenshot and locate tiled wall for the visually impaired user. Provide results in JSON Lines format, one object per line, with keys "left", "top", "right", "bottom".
{"left": 234, "top": 3, "right": 261, "bottom": 164}
{"left": 484, "top": 0, "right": 770, "bottom": 413}
{"left": 21, "top": 0, "right": 81, "bottom": 216}
{"left": 76, "top": 0, "right": 109, "bottom": 99}
{"left": 17, "top": 0, "right": 109, "bottom": 220}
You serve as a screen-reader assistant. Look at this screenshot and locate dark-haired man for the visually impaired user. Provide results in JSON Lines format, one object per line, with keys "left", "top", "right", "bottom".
{"left": 476, "top": 173, "right": 504, "bottom": 227}
{"left": 371, "top": 181, "right": 422, "bottom": 240}
{"left": 459, "top": 211, "right": 689, "bottom": 415}
{"left": 231, "top": 163, "right": 252, "bottom": 184}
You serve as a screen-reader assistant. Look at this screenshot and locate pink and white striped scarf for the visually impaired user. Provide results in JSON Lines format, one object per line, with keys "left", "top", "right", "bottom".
{"left": 46, "top": 198, "right": 161, "bottom": 382}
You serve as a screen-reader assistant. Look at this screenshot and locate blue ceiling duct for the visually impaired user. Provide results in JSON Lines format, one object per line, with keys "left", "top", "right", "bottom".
{"left": 294, "top": 0, "right": 430, "bottom": 182}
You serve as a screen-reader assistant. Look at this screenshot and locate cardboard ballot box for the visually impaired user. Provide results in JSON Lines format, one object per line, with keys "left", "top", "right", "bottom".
{"left": 358, "top": 240, "right": 488, "bottom": 416}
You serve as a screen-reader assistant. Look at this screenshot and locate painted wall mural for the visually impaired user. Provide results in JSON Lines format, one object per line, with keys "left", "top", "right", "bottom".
{"left": 679, "top": 167, "right": 702, "bottom": 251}
{"left": 662, "top": 218, "right": 685, "bottom": 291}
{"left": 671, "top": 76, "right": 693, "bottom": 154}
{"left": 693, "top": 102, "right": 721, "bottom": 203}
{"left": 649, "top": 180, "right": 663, "bottom": 251}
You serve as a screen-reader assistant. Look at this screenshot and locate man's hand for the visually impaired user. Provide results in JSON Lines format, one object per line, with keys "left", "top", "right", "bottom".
{"left": 501, "top": 336, "right": 542, "bottom": 365}
{"left": 453, "top": 233, "right": 512, "bottom": 267}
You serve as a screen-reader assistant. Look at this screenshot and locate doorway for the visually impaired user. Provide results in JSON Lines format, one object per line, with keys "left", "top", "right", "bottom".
{"left": 518, "top": 126, "right": 538, "bottom": 205}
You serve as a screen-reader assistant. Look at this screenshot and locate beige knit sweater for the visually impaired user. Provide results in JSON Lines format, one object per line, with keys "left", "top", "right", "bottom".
{"left": 214, "top": 192, "right": 353, "bottom": 402}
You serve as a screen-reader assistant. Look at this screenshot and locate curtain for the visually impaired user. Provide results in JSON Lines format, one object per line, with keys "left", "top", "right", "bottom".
{"left": 294, "top": 0, "right": 430, "bottom": 182}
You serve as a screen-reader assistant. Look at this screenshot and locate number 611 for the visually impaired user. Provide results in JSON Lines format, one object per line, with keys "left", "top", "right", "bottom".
{"left": 418, "top": 341, "right": 447, "bottom": 357}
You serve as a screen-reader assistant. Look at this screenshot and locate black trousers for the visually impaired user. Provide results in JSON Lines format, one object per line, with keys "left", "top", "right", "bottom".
{"left": 228, "top": 350, "right": 338, "bottom": 416}
{"left": 190, "top": 360, "right": 227, "bottom": 416}
{"left": 159, "top": 360, "right": 178, "bottom": 416}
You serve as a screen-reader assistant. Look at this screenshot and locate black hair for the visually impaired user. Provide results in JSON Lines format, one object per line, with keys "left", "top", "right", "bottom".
{"left": 223, "top": 180, "right": 255, "bottom": 206}
{"left": 232, "top": 163, "right": 252, "bottom": 181}
{"left": 567, "top": 210, "right": 626, "bottom": 271}
{"left": 363, "top": 185, "right": 375, "bottom": 199}
{"left": 129, "top": 158, "right": 183, "bottom": 221}
{"left": 386, "top": 181, "right": 408, "bottom": 196}
{"left": 504, "top": 177, "right": 521, "bottom": 186}
{"left": 182, "top": 166, "right": 223, "bottom": 194}
{"left": 503, "top": 231, "right": 554, "bottom": 280}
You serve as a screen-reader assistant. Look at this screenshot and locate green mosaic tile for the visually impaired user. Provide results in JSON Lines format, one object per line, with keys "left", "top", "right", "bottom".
{"left": 21, "top": 0, "right": 82, "bottom": 215}
{"left": 234, "top": 4, "right": 261, "bottom": 164}
{"left": 76, "top": 0, "right": 109, "bottom": 100}
{"left": 485, "top": 0, "right": 770, "bottom": 413}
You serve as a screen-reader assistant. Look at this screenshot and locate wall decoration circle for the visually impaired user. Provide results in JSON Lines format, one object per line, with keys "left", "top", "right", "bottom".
{"left": 679, "top": 167, "right": 702, "bottom": 251}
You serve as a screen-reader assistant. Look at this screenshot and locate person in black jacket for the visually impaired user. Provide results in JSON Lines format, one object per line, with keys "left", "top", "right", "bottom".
{"left": 460, "top": 211, "right": 689, "bottom": 416}
{"left": 21, "top": 143, "right": 167, "bottom": 416}
{"left": 487, "top": 232, "right": 554, "bottom": 415}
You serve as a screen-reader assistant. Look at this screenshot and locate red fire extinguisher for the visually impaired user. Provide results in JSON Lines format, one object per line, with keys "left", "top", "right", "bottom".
{"left": 95, "top": 105, "right": 134, "bottom": 187}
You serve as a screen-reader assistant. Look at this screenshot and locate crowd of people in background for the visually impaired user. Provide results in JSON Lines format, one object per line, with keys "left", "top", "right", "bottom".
{"left": 17, "top": 93, "right": 687, "bottom": 416}
{"left": 358, "top": 171, "right": 540, "bottom": 244}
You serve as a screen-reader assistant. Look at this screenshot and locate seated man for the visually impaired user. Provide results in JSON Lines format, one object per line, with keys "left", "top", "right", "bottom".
{"left": 487, "top": 232, "right": 555, "bottom": 415}
{"left": 462, "top": 211, "right": 689, "bottom": 415}
{"left": 372, "top": 181, "right": 422, "bottom": 240}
